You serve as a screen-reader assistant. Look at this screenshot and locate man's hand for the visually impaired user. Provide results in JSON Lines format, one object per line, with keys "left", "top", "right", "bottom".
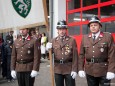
{"left": 11, "top": 70, "right": 16, "bottom": 79}
{"left": 46, "top": 42, "right": 52, "bottom": 50}
{"left": 71, "top": 71, "right": 77, "bottom": 79}
{"left": 30, "top": 70, "right": 39, "bottom": 78}
{"left": 78, "top": 70, "right": 86, "bottom": 78}
{"left": 106, "top": 72, "right": 114, "bottom": 80}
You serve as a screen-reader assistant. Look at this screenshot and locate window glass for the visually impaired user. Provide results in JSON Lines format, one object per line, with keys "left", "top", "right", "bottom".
{"left": 101, "top": 0, "right": 110, "bottom": 3}
{"left": 101, "top": 22, "right": 115, "bottom": 33}
{"left": 68, "top": 0, "right": 80, "bottom": 10}
{"left": 82, "top": 25, "right": 90, "bottom": 34}
{"left": 68, "top": 12, "right": 80, "bottom": 23}
{"left": 82, "top": 8, "right": 98, "bottom": 20}
{"left": 74, "top": 0, "right": 80, "bottom": 9}
{"left": 83, "top": 0, "right": 98, "bottom": 7}
{"left": 68, "top": 26, "right": 80, "bottom": 35}
{"left": 101, "top": 5, "right": 115, "bottom": 18}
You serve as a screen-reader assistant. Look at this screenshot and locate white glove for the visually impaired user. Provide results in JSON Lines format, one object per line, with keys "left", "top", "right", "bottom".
{"left": 30, "top": 70, "right": 39, "bottom": 78}
{"left": 46, "top": 42, "right": 52, "bottom": 50}
{"left": 71, "top": 71, "right": 77, "bottom": 79}
{"left": 11, "top": 70, "right": 16, "bottom": 79}
{"left": 106, "top": 72, "right": 114, "bottom": 80}
{"left": 78, "top": 70, "right": 86, "bottom": 78}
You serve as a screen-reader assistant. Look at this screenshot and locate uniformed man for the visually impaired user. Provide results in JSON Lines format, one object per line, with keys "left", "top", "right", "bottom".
{"left": 11, "top": 28, "right": 41, "bottom": 86}
{"left": 46, "top": 20, "right": 78, "bottom": 86}
{"left": 78, "top": 16, "right": 115, "bottom": 86}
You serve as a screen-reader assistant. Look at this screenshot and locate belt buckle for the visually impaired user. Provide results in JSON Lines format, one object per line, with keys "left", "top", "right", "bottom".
{"left": 60, "top": 60, "right": 63, "bottom": 64}
{"left": 20, "top": 61, "right": 24, "bottom": 64}
{"left": 91, "top": 58, "right": 94, "bottom": 63}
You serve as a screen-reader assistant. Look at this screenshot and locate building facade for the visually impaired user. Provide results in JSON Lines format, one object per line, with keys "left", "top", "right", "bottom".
{"left": 66, "top": 0, "right": 115, "bottom": 35}
{"left": 66, "top": 0, "right": 115, "bottom": 51}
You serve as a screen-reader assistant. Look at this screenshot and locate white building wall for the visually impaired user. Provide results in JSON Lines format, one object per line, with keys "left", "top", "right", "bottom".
{"left": 53, "top": 0, "right": 66, "bottom": 37}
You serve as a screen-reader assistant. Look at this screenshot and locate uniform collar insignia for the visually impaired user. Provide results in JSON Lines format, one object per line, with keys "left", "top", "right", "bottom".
{"left": 19, "top": 36, "right": 31, "bottom": 41}
{"left": 88, "top": 32, "right": 104, "bottom": 38}
{"left": 57, "top": 36, "right": 69, "bottom": 41}
{"left": 27, "top": 36, "right": 31, "bottom": 40}
{"left": 19, "top": 37, "right": 22, "bottom": 41}
{"left": 65, "top": 36, "right": 69, "bottom": 41}
{"left": 56, "top": 37, "right": 59, "bottom": 40}
{"left": 99, "top": 32, "right": 103, "bottom": 37}
{"left": 88, "top": 33, "right": 92, "bottom": 37}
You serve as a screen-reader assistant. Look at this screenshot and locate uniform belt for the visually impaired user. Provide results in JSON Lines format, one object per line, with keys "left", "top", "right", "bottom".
{"left": 86, "top": 58, "right": 108, "bottom": 63}
{"left": 16, "top": 59, "right": 33, "bottom": 64}
{"left": 54, "top": 59, "right": 72, "bottom": 64}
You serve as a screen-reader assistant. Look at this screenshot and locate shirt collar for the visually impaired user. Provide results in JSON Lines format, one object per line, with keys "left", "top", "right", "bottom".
{"left": 19, "top": 34, "right": 30, "bottom": 41}
{"left": 92, "top": 31, "right": 100, "bottom": 39}
{"left": 22, "top": 34, "right": 29, "bottom": 40}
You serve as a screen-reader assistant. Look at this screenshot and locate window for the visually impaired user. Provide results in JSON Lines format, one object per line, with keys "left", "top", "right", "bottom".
{"left": 82, "top": 8, "right": 98, "bottom": 20}
{"left": 82, "top": 25, "right": 90, "bottom": 34}
{"left": 68, "top": 12, "right": 80, "bottom": 23}
{"left": 68, "top": 0, "right": 80, "bottom": 10}
{"left": 67, "top": 0, "right": 115, "bottom": 35}
{"left": 101, "top": 5, "right": 115, "bottom": 18}
{"left": 83, "top": 0, "right": 98, "bottom": 7}
{"left": 101, "top": 0, "right": 110, "bottom": 3}
{"left": 101, "top": 22, "right": 115, "bottom": 33}
{"left": 68, "top": 26, "right": 80, "bottom": 35}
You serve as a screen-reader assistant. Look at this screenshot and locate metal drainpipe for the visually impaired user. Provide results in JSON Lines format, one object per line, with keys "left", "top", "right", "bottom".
{"left": 49, "top": 0, "right": 54, "bottom": 40}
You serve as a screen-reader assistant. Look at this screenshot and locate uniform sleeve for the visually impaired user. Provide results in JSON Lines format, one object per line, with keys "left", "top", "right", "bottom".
{"left": 78, "top": 36, "right": 85, "bottom": 71}
{"left": 72, "top": 38, "right": 78, "bottom": 73}
{"left": 11, "top": 43, "right": 17, "bottom": 70}
{"left": 107, "top": 34, "right": 115, "bottom": 73}
{"left": 33, "top": 39, "right": 41, "bottom": 71}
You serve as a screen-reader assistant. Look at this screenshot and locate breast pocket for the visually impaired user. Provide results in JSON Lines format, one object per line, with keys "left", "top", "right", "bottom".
{"left": 53, "top": 45, "right": 61, "bottom": 56}
{"left": 98, "top": 44, "right": 107, "bottom": 53}
{"left": 15, "top": 44, "right": 20, "bottom": 51}
{"left": 25, "top": 44, "right": 33, "bottom": 49}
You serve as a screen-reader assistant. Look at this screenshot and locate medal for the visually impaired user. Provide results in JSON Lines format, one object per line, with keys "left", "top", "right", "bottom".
{"left": 65, "top": 52, "right": 68, "bottom": 55}
{"left": 100, "top": 48, "right": 104, "bottom": 52}
{"left": 28, "top": 50, "right": 31, "bottom": 54}
{"left": 67, "top": 50, "right": 70, "bottom": 53}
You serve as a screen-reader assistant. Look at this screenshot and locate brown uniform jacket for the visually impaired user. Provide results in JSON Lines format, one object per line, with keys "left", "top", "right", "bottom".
{"left": 79, "top": 32, "right": 115, "bottom": 77}
{"left": 52, "top": 36, "right": 78, "bottom": 74}
{"left": 11, "top": 36, "right": 41, "bottom": 72}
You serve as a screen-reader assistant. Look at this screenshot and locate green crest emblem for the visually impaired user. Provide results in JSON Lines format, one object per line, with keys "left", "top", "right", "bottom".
{"left": 12, "top": 0, "right": 31, "bottom": 18}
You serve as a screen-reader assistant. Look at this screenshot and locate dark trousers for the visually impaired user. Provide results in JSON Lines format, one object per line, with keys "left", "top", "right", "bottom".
{"left": 17, "top": 72, "right": 35, "bottom": 86}
{"left": 7, "top": 56, "right": 12, "bottom": 80}
{"left": 55, "top": 73, "right": 75, "bottom": 86}
{"left": 1, "top": 60, "right": 7, "bottom": 78}
{"left": 86, "top": 74, "right": 111, "bottom": 86}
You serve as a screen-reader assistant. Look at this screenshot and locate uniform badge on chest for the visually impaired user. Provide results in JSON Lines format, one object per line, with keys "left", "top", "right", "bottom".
{"left": 100, "top": 48, "right": 104, "bottom": 52}
{"left": 28, "top": 50, "right": 31, "bottom": 54}
{"left": 64, "top": 44, "right": 71, "bottom": 55}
